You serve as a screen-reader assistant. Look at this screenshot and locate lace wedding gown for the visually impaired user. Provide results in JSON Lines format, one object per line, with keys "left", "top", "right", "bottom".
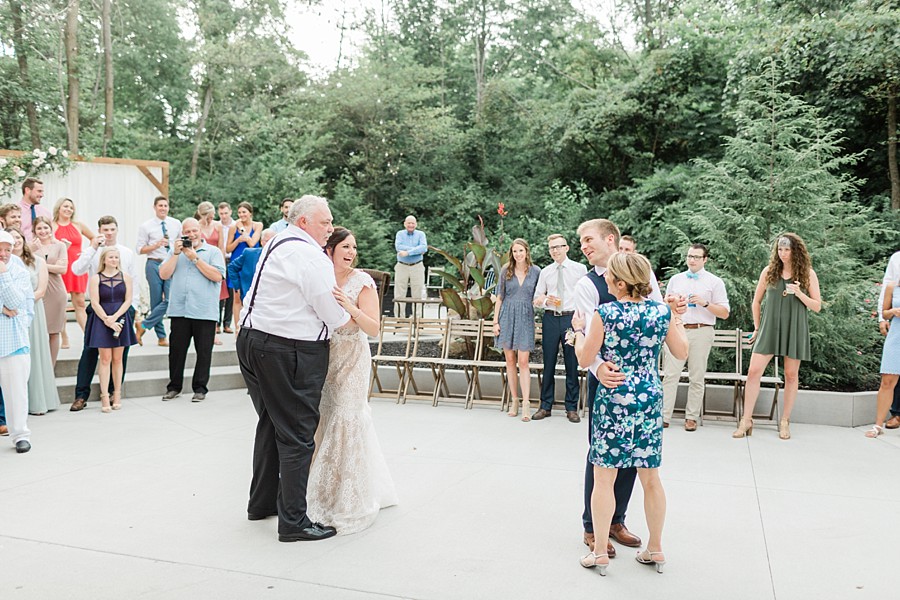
{"left": 307, "top": 269, "right": 398, "bottom": 534}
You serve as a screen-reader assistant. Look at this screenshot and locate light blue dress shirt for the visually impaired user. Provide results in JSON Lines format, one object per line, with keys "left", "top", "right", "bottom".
{"left": 395, "top": 229, "right": 428, "bottom": 264}
{"left": 270, "top": 219, "right": 290, "bottom": 234}
{"left": 0, "top": 258, "right": 34, "bottom": 357}
{"left": 165, "top": 242, "right": 226, "bottom": 322}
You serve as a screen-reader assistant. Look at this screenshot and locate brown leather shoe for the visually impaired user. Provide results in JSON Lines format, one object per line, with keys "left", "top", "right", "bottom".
{"left": 70, "top": 398, "right": 87, "bottom": 412}
{"left": 886, "top": 415, "right": 900, "bottom": 429}
{"left": 135, "top": 324, "right": 145, "bottom": 346}
{"left": 567, "top": 411, "right": 581, "bottom": 423}
{"left": 609, "top": 523, "right": 642, "bottom": 547}
{"left": 583, "top": 532, "right": 616, "bottom": 558}
{"left": 158, "top": 338, "right": 169, "bottom": 347}
{"left": 685, "top": 419, "right": 698, "bottom": 432}
{"left": 663, "top": 421, "right": 669, "bottom": 428}
{"left": 0, "top": 425, "right": 8, "bottom": 436}
{"left": 531, "top": 408, "right": 551, "bottom": 420}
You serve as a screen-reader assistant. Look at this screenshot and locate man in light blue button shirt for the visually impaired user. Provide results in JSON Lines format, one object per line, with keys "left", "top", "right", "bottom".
{"left": 0, "top": 230, "right": 35, "bottom": 453}
{"left": 159, "top": 218, "right": 225, "bottom": 402}
{"left": 269, "top": 198, "right": 293, "bottom": 234}
{"left": 394, "top": 215, "right": 427, "bottom": 317}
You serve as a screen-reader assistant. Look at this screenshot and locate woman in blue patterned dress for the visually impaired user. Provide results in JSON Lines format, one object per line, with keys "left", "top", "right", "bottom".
{"left": 572, "top": 252, "right": 687, "bottom": 576}
{"left": 492, "top": 239, "right": 541, "bottom": 421}
{"left": 868, "top": 280, "right": 900, "bottom": 437}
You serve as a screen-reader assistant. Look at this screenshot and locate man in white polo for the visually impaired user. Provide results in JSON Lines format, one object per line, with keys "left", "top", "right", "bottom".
{"left": 661, "top": 243, "right": 730, "bottom": 431}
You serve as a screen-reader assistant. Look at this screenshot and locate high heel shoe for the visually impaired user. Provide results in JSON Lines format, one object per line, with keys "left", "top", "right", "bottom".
{"left": 865, "top": 424, "right": 885, "bottom": 438}
{"left": 778, "top": 418, "right": 791, "bottom": 440}
{"left": 635, "top": 549, "right": 666, "bottom": 574}
{"left": 100, "top": 394, "right": 111, "bottom": 413}
{"left": 580, "top": 552, "right": 609, "bottom": 576}
{"left": 112, "top": 392, "right": 122, "bottom": 411}
{"left": 732, "top": 418, "right": 753, "bottom": 438}
{"left": 521, "top": 399, "right": 531, "bottom": 422}
{"left": 507, "top": 398, "right": 519, "bottom": 417}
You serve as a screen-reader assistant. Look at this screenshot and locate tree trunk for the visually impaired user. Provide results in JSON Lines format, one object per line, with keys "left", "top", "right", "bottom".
{"left": 889, "top": 86, "right": 899, "bottom": 210}
{"left": 190, "top": 82, "right": 214, "bottom": 179}
{"left": 9, "top": 0, "right": 41, "bottom": 149}
{"left": 473, "top": 0, "right": 487, "bottom": 121}
{"left": 101, "top": 0, "right": 113, "bottom": 156}
{"left": 64, "top": 0, "right": 80, "bottom": 154}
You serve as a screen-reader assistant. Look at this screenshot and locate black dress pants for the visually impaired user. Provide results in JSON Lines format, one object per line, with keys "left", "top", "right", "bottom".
{"left": 582, "top": 371, "right": 638, "bottom": 533}
{"left": 74, "top": 305, "right": 133, "bottom": 400}
{"left": 167, "top": 317, "right": 216, "bottom": 394}
{"left": 237, "top": 328, "right": 330, "bottom": 533}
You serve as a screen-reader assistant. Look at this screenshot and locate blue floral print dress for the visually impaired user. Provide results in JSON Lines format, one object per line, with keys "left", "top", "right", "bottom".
{"left": 589, "top": 300, "right": 671, "bottom": 469}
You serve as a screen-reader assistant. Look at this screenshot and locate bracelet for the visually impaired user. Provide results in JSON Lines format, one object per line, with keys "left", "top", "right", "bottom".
{"left": 575, "top": 328, "right": 585, "bottom": 335}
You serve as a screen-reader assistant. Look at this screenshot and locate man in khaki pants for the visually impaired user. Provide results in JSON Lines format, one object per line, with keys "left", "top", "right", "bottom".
{"left": 661, "top": 244, "right": 730, "bottom": 431}
{"left": 394, "top": 215, "right": 427, "bottom": 317}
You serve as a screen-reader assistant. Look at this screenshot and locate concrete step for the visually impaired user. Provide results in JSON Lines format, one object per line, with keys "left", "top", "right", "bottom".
{"left": 57, "top": 365, "right": 247, "bottom": 403}
{"left": 54, "top": 347, "right": 239, "bottom": 378}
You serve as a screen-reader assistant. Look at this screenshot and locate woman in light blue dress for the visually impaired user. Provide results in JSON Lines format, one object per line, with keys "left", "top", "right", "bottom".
{"left": 572, "top": 252, "right": 687, "bottom": 576}
{"left": 867, "top": 281, "right": 900, "bottom": 437}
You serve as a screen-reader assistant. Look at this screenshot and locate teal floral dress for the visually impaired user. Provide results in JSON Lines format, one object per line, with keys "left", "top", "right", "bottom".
{"left": 589, "top": 300, "right": 671, "bottom": 469}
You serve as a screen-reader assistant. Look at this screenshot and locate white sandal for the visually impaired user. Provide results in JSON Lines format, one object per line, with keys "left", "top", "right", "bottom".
{"left": 865, "top": 424, "right": 885, "bottom": 438}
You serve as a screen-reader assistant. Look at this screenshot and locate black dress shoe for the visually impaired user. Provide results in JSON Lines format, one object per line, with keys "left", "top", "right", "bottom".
{"left": 15, "top": 440, "right": 31, "bottom": 453}
{"left": 248, "top": 511, "right": 277, "bottom": 521}
{"left": 278, "top": 523, "right": 337, "bottom": 542}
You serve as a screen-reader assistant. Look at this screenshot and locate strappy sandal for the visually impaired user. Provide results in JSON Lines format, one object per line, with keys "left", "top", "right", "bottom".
{"left": 635, "top": 549, "right": 666, "bottom": 573}
{"left": 865, "top": 424, "right": 884, "bottom": 438}
{"left": 579, "top": 552, "right": 609, "bottom": 576}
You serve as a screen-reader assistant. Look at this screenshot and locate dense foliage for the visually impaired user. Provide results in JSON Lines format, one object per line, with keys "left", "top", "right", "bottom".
{"left": 2, "top": 0, "right": 898, "bottom": 389}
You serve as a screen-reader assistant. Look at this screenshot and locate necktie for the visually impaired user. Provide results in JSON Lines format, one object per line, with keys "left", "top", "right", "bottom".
{"left": 30, "top": 204, "right": 36, "bottom": 225}
{"left": 686, "top": 271, "right": 699, "bottom": 280}
{"left": 557, "top": 263, "right": 566, "bottom": 310}
{"left": 161, "top": 221, "right": 168, "bottom": 239}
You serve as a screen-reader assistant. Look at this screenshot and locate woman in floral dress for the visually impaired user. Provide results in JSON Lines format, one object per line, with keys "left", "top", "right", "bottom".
{"left": 572, "top": 252, "right": 687, "bottom": 576}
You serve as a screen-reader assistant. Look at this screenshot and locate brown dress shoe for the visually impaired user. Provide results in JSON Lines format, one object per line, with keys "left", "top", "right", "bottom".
{"left": 567, "top": 411, "right": 581, "bottom": 423}
{"left": 684, "top": 419, "right": 698, "bottom": 432}
{"left": 0, "top": 425, "right": 8, "bottom": 436}
{"left": 70, "top": 398, "right": 87, "bottom": 412}
{"left": 886, "top": 415, "right": 900, "bottom": 429}
{"left": 609, "top": 523, "right": 642, "bottom": 547}
{"left": 583, "top": 532, "right": 616, "bottom": 558}
{"left": 531, "top": 408, "right": 552, "bottom": 420}
{"left": 663, "top": 421, "right": 670, "bottom": 428}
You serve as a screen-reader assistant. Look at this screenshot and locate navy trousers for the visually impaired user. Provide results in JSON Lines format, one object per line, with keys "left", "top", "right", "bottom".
{"left": 540, "top": 312, "right": 580, "bottom": 411}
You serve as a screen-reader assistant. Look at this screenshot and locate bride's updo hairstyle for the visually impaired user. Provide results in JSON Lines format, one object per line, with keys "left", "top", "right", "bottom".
{"left": 607, "top": 251, "right": 653, "bottom": 299}
{"left": 325, "top": 226, "right": 357, "bottom": 266}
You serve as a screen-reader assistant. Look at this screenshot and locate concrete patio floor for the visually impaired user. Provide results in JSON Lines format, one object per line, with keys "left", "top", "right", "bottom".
{"left": 1, "top": 387, "right": 897, "bottom": 599}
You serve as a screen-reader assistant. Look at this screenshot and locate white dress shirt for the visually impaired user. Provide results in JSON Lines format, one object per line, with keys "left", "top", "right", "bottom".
{"left": 879, "top": 251, "right": 900, "bottom": 321}
{"left": 71, "top": 243, "right": 141, "bottom": 309}
{"left": 533, "top": 258, "right": 588, "bottom": 312}
{"left": 663, "top": 268, "right": 729, "bottom": 326}
{"left": 136, "top": 216, "right": 182, "bottom": 261}
{"left": 574, "top": 265, "right": 664, "bottom": 376}
{"left": 238, "top": 225, "right": 350, "bottom": 340}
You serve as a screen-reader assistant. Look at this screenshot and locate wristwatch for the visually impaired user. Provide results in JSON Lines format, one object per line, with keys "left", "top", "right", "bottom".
{"left": 191, "top": 257, "right": 199, "bottom": 264}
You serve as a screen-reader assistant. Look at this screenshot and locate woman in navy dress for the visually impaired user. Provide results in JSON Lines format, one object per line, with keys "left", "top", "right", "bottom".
{"left": 492, "top": 238, "right": 541, "bottom": 421}
{"left": 85, "top": 248, "right": 136, "bottom": 412}
{"left": 572, "top": 252, "right": 687, "bottom": 576}
{"left": 868, "top": 280, "right": 900, "bottom": 437}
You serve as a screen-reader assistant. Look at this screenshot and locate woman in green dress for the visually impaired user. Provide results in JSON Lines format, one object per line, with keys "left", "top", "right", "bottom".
{"left": 734, "top": 233, "right": 821, "bottom": 440}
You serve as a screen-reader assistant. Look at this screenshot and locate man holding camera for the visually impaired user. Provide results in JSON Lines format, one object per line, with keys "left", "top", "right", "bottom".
{"left": 159, "top": 218, "right": 225, "bottom": 402}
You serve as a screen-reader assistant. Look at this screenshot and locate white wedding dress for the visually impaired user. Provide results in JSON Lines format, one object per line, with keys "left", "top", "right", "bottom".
{"left": 307, "top": 269, "right": 399, "bottom": 534}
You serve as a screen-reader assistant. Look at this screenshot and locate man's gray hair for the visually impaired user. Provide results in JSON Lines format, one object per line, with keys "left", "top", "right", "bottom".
{"left": 261, "top": 228, "right": 276, "bottom": 243}
{"left": 288, "top": 195, "right": 329, "bottom": 225}
{"left": 182, "top": 217, "right": 199, "bottom": 228}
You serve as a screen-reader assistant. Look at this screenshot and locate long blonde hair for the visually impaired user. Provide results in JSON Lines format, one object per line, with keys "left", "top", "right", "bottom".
{"left": 606, "top": 252, "right": 652, "bottom": 299}
{"left": 98, "top": 247, "right": 121, "bottom": 273}
{"left": 52, "top": 197, "right": 76, "bottom": 223}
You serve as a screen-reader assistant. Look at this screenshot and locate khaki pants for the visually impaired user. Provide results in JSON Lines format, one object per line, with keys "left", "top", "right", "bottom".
{"left": 662, "top": 325, "right": 715, "bottom": 423}
{"left": 394, "top": 261, "right": 426, "bottom": 317}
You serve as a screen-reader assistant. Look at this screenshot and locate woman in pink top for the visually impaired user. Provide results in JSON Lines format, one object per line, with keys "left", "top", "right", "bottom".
{"left": 52, "top": 197, "right": 96, "bottom": 347}
{"left": 196, "top": 201, "right": 227, "bottom": 344}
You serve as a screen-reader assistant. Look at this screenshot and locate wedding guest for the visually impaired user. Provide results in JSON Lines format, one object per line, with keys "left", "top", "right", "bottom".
{"left": 18, "top": 178, "right": 51, "bottom": 241}
{"left": 53, "top": 197, "right": 96, "bottom": 342}
{"left": 574, "top": 219, "right": 671, "bottom": 559}
{"left": 869, "top": 278, "right": 900, "bottom": 436}
{"left": 29, "top": 216, "right": 67, "bottom": 366}
{"left": 877, "top": 250, "right": 900, "bottom": 430}
{"left": 661, "top": 244, "right": 730, "bottom": 430}
{"left": 618, "top": 233, "right": 661, "bottom": 292}
{"left": 197, "top": 201, "right": 228, "bottom": 345}
{"left": 85, "top": 248, "right": 137, "bottom": 412}
{"left": 394, "top": 215, "right": 427, "bottom": 317}
{"left": 0, "top": 204, "right": 22, "bottom": 229}
{"left": 236, "top": 195, "right": 349, "bottom": 542}
{"left": 492, "top": 238, "right": 541, "bottom": 421}
{"left": 160, "top": 218, "right": 225, "bottom": 402}
{"left": 70, "top": 216, "right": 140, "bottom": 411}
{"left": 270, "top": 198, "right": 293, "bottom": 233}
{"left": 7, "top": 228, "right": 60, "bottom": 415}
{"left": 228, "top": 228, "right": 275, "bottom": 329}
{"left": 531, "top": 234, "right": 587, "bottom": 423}
{"left": 226, "top": 202, "right": 262, "bottom": 324}
{"left": 136, "top": 196, "right": 182, "bottom": 346}
{"left": 734, "top": 233, "right": 821, "bottom": 440}
{"left": 0, "top": 230, "right": 35, "bottom": 453}
{"left": 217, "top": 202, "right": 235, "bottom": 333}
{"left": 572, "top": 251, "right": 687, "bottom": 575}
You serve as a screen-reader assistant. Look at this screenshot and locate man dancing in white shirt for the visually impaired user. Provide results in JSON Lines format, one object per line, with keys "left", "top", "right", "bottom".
{"left": 237, "top": 195, "right": 350, "bottom": 542}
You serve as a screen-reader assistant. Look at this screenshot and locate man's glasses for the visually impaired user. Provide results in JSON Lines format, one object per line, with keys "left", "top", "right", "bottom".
{"left": 549, "top": 244, "right": 568, "bottom": 251}
{"left": 686, "top": 254, "right": 706, "bottom": 260}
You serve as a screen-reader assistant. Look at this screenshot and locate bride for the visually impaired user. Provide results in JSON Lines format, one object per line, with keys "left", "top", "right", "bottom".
{"left": 307, "top": 227, "right": 398, "bottom": 534}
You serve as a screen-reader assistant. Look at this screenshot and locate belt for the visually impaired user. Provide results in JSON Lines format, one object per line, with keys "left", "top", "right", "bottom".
{"left": 398, "top": 260, "right": 423, "bottom": 266}
{"left": 683, "top": 323, "right": 712, "bottom": 329}
{"left": 546, "top": 310, "right": 575, "bottom": 316}
{"left": 242, "top": 327, "right": 329, "bottom": 348}
{"left": 147, "top": 258, "right": 163, "bottom": 263}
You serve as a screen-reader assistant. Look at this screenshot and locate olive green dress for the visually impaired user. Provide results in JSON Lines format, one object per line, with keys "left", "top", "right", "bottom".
{"left": 753, "top": 278, "right": 811, "bottom": 361}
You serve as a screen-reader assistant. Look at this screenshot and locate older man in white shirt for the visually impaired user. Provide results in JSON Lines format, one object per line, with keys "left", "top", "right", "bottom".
{"left": 237, "top": 195, "right": 350, "bottom": 543}
{"left": 532, "top": 234, "right": 587, "bottom": 422}
{"left": 660, "top": 244, "right": 730, "bottom": 431}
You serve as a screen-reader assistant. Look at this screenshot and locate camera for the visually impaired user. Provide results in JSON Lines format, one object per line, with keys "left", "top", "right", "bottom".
{"left": 181, "top": 235, "right": 192, "bottom": 249}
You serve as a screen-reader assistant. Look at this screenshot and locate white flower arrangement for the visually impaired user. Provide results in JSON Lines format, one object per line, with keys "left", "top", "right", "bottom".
{"left": 0, "top": 146, "right": 72, "bottom": 198}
